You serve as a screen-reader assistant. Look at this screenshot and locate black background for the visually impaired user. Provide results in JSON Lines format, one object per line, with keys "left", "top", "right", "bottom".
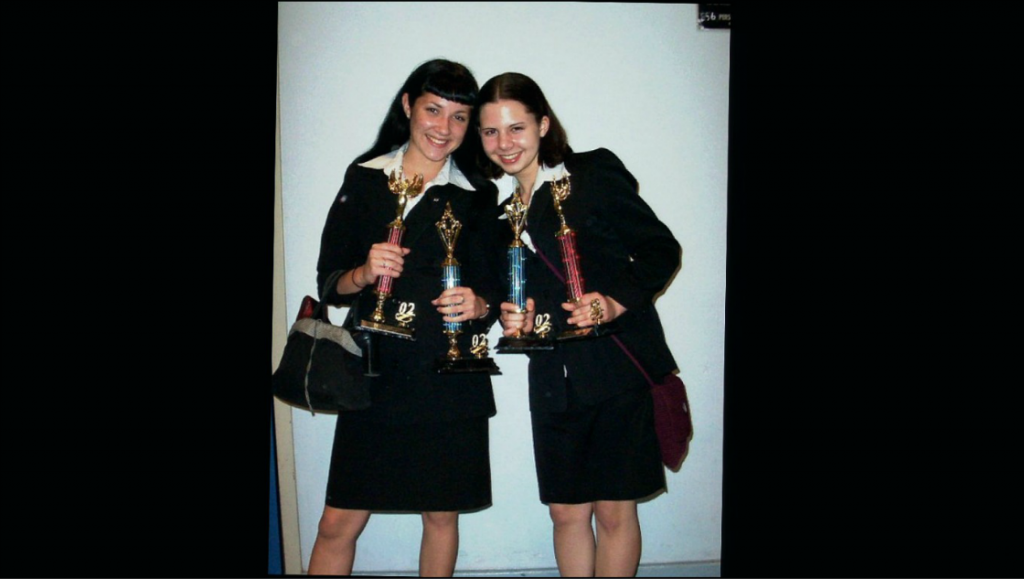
{"left": 5, "top": 3, "right": 1013, "bottom": 577}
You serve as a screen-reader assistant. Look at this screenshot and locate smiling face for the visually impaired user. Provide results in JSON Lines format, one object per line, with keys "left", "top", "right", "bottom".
{"left": 402, "top": 92, "right": 472, "bottom": 168}
{"left": 478, "top": 99, "right": 550, "bottom": 190}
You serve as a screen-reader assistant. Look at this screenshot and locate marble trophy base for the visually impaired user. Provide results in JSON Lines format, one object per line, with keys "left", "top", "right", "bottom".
{"left": 358, "top": 318, "right": 416, "bottom": 341}
{"left": 435, "top": 356, "right": 502, "bottom": 375}
{"left": 555, "top": 320, "right": 620, "bottom": 341}
{"left": 496, "top": 334, "right": 556, "bottom": 353}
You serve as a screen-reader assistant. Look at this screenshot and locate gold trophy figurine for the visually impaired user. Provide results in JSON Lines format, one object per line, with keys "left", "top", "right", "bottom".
{"left": 434, "top": 202, "right": 500, "bottom": 374}
{"left": 358, "top": 168, "right": 424, "bottom": 340}
{"left": 550, "top": 175, "right": 619, "bottom": 340}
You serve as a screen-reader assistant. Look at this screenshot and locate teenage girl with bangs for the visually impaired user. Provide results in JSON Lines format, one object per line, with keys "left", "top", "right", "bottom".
{"left": 307, "top": 59, "right": 503, "bottom": 577}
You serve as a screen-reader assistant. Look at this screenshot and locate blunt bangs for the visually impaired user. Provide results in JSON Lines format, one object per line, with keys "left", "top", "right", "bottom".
{"left": 422, "top": 72, "right": 478, "bottom": 106}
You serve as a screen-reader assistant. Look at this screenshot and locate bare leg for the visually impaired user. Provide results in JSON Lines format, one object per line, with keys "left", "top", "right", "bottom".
{"left": 593, "top": 500, "right": 641, "bottom": 577}
{"left": 420, "top": 511, "right": 460, "bottom": 577}
{"left": 549, "top": 503, "right": 596, "bottom": 577}
{"left": 307, "top": 506, "right": 371, "bottom": 576}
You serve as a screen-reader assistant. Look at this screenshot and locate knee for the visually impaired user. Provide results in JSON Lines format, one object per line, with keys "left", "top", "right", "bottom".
{"left": 593, "top": 501, "right": 637, "bottom": 535}
{"left": 317, "top": 508, "right": 369, "bottom": 542}
{"left": 422, "top": 511, "right": 459, "bottom": 530}
{"left": 548, "top": 503, "right": 593, "bottom": 529}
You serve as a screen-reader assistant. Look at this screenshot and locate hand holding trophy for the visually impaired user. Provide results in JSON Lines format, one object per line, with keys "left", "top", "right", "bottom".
{"left": 358, "top": 168, "right": 424, "bottom": 340}
{"left": 435, "top": 202, "right": 500, "bottom": 374}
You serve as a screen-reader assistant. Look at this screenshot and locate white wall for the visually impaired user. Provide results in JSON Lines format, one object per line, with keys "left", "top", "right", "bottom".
{"left": 278, "top": 2, "right": 729, "bottom": 574}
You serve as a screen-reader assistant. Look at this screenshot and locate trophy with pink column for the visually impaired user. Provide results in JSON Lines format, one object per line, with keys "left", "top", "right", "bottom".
{"left": 550, "top": 175, "right": 619, "bottom": 341}
{"left": 358, "top": 168, "right": 424, "bottom": 340}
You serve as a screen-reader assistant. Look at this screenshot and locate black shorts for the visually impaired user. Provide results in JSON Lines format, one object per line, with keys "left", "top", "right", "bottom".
{"left": 531, "top": 383, "right": 665, "bottom": 505}
{"left": 325, "top": 414, "right": 492, "bottom": 512}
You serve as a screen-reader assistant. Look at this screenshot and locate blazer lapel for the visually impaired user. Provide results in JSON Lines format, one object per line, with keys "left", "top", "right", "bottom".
{"left": 527, "top": 181, "right": 554, "bottom": 242}
{"left": 401, "top": 186, "right": 451, "bottom": 250}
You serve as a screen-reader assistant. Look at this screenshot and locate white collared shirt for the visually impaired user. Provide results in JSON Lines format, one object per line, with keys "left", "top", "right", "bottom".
{"left": 360, "top": 143, "right": 475, "bottom": 219}
{"left": 496, "top": 163, "right": 571, "bottom": 252}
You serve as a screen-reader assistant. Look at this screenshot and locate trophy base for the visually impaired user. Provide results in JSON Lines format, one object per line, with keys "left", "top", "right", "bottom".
{"left": 358, "top": 319, "right": 416, "bottom": 341}
{"left": 435, "top": 356, "right": 502, "bottom": 375}
{"left": 496, "top": 335, "right": 556, "bottom": 353}
{"left": 555, "top": 321, "right": 620, "bottom": 341}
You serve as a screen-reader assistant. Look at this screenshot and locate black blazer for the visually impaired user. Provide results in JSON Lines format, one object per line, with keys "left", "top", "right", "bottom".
{"left": 317, "top": 162, "right": 503, "bottom": 424}
{"left": 498, "top": 148, "right": 681, "bottom": 412}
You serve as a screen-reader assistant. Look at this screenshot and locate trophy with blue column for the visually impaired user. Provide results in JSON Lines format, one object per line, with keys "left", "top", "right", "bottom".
{"left": 435, "top": 202, "right": 501, "bottom": 374}
{"left": 497, "top": 185, "right": 554, "bottom": 353}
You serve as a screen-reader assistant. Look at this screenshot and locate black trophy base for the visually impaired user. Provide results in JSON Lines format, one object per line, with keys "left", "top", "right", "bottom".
{"left": 496, "top": 334, "right": 556, "bottom": 353}
{"left": 435, "top": 356, "right": 502, "bottom": 375}
{"left": 555, "top": 321, "right": 620, "bottom": 342}
{"left": 358, "top": 319, "right": 416, "bottom": 341}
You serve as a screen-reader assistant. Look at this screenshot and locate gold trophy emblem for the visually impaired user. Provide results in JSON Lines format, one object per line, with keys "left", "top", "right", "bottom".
{"left": 469, "top": 334, "right": 490, "bottom": 358}
{"left": 533, "top": 313, "right": 553, "bottom": 339}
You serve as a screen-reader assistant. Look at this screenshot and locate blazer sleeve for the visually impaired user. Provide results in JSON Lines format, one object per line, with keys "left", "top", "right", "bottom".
{"left": 589, "top": 148, "right": 681, "bottom": 313}
{"left": 316, "top": 164, "right": 370, "bottom": 306}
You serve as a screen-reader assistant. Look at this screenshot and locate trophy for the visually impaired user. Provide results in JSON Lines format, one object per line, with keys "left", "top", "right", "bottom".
{"left": 550, "top": 175, "right": 619, "bottom": 341}
{"left": 434, "top": 202, "right": 501, "bottom": 374}
{"left": 496, "top": 185, "right": 554, "bottom": 353}
{"left": 358, "top": 168, "right": 424, "bottom": 340}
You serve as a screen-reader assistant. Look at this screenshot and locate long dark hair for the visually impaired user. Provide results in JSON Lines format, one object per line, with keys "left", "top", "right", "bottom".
{"left": 475, "top": 72, "right": 572, "bottom": 180}
{"left": 355, "top": 58, "right": 488, "bottom": 189}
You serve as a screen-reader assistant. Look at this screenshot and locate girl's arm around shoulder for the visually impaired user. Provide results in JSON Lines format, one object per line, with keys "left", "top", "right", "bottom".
{"left": 463, "top": 180, "right": 505, "bottom": 330}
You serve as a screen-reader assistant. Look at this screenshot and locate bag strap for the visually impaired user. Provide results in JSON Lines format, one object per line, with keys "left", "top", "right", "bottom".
{"left": 303, "top": 269, "right": 347, "bottom": 414}
{"left": 532, "top": 245, "right": 655, "bottom": 388}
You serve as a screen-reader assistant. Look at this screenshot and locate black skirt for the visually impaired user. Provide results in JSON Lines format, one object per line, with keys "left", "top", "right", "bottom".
{"left": 531, "top": 383, "right": 665, "bottom": 505}
{"left": 325, "top": 413, "right": 492, "bottom": 512}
